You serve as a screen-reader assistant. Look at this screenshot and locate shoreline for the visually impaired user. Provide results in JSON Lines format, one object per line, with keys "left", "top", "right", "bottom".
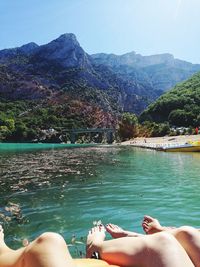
{"left": 121, "top": 134, "right": 200, "bottom": 150}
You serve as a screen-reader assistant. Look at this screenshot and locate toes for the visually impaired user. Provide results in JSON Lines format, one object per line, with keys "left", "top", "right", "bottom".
{"left": 142, "top": 221, "right": 150, "bottom": 233}
{"left": 142, "top": 222, "right": 149, "bottom": 229}
{"left": 143, "top": 215, "right": 154, "bottom": 223}
{"left": 142, "top": 226, "right": 149, "bottom": 233}
{"left": 142, "top": 215, "right": 155, "bottom": 227}
{"left": 105, "top": 223, "right": 113, "bottom": 229}
{"left": 105, "top": 223, "right": 118, "bottom": 232}
{"left": 142, "top": 221, "right": 149, "bottom": 228}
{"left": 106, "top": 223, "right": 121, "bottom": 230}
{"left": 105, "top": 224, "right": 112, "bottom": 232}
{"left": 88, "top": 225, "right": 105, "bottom": 235}
{"left": 107, "top": 223, "right": 114, "bottom": 229}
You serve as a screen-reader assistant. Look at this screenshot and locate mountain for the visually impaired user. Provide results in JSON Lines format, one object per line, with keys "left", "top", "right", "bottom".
{"left": 0, "top": 33, "right": 156, "bottom": 115}
{"left": 32, "top": 33, "right": 92, "bottom": 69}
{"left": 139, "top": 71, "right": 200, "bottom": 127}
{"left": 91, "top": 52, "right": 200, "bottom": 93}
{"left": 0, "top": 42, "right": 38, "bottom": 62}
{"left": 0, "top": 32, "right": 200, "bottom": 132}
{"left": 1, "top": 33, "right": 200, "bottom": 141}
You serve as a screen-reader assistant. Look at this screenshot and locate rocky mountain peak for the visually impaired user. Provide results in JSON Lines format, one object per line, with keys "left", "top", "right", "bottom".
{"left": 56, "top": 33, "right": 78, "bottom": 44}
{"left": 34, "top": 33, "right": 91, "bottom": 68}
{"left": 19, "top": 42, "right": 39, "bottom": 54}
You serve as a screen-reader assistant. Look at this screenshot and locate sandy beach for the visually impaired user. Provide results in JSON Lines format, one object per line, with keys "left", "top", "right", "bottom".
{"left": 121, "top": 134, "right": 200, "bottom": 149}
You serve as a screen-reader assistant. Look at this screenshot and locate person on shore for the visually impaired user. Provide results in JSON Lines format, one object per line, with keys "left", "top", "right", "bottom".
{"left": 0, "top": 222, "right": 195, "bottom": 267}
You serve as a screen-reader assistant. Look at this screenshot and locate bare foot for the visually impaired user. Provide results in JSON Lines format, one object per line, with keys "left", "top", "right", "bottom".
{"left": 86, "top": 226, "right": 106, "bottom": 258}
{"left": 142, "top": 215, "right": 175, "bottom": 234}
{"left": 142, "top": 215, "right": 164, "bottom": 234}
{"left": 106, "top": 223, "right": 143, "bottom": 238}
{"left": 105, "top": 224, "right": 129, "bottom": 238}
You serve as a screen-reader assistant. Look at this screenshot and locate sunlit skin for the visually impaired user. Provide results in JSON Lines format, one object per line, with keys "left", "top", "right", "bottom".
{"left": 142, "top": 215, "right": 200, "bottom": 267}
{"left": 102, "top": 216, "right": 200, "bottom": 267}
{"left": 0, "top": 223, "right": 195, "bottom": 267}
{"left": 86, "top": 225, "right": 194, "bottom": 267}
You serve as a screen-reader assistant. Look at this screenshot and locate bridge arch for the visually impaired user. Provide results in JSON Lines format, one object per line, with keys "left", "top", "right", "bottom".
{"left": 66, "top": 128, "right": 115, "bottom": 144}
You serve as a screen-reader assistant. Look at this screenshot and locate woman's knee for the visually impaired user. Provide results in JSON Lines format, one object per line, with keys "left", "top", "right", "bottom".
{"left": 177, "top": 226, "right": 198, "bottom": 239}
{"left": 179, "top": 226, "right": 196, "bottom": 232}
{"left": 23, "top": 232, "right": 68, "bottom": 266}
{"left": 25, "top": 232, "right": 67, "bottom": 257}
{"left": 36, "top": 232, "right": 66, "bottom": 246}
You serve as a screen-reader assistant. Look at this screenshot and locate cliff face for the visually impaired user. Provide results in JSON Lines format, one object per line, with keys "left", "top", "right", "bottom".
{"left": 91, "top": 52, "right": 200, "bottom": 92}
{"left": 1, "top": 33, "right": 200, "bottom": 116}
{"left": 33, "top": 33, "right": 92, "bottom": 69}
{"left": 92, "top": 52, "right": 176, "bottom": 68}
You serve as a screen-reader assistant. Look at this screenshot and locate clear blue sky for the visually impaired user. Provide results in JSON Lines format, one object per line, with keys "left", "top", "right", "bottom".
{"left": 1, "top": 0, "right": 200, "bottom": 63}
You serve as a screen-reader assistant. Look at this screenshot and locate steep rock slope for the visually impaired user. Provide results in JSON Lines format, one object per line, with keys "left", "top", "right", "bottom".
{"left": 92, "top": 52, "right": 200, "bottom": 92}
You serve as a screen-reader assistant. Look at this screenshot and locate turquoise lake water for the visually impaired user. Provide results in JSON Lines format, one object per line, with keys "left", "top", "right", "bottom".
{"left": 0, "top": 143, "right": 200, "bottom": 256}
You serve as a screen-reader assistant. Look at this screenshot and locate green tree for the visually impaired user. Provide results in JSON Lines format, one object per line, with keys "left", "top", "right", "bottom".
{"left": 4, "top": 118, "right": 15, "bottom": 131}
{"left": 11, "top": 122, "right": 28, "bottom": 141}
{"left": 0, "top": 126, "right": 11, "bottom": 141}
{"left": 118, "top": 112, "right": 138, "bottom": 140}
{"left": 168, "top": 109, "right": 195, "bottom": 127}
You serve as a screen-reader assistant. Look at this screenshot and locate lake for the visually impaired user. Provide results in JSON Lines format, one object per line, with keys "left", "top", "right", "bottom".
{"left": 0, "top": 143, "right": 200, "bottom": 257}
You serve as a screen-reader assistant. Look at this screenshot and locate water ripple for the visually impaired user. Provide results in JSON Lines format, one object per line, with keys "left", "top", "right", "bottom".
{"left": 0, "top": 145, "right": 200, "bottom": 253}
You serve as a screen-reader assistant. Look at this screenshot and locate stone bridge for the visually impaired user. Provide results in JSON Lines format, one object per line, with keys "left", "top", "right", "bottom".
{"left": 58, "top": 128, "right": 115, "bottom": 144}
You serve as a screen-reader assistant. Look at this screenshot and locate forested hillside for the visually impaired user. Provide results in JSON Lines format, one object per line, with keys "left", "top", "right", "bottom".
{"left": 140, "top": 72, "right": 200, "bottom": 127}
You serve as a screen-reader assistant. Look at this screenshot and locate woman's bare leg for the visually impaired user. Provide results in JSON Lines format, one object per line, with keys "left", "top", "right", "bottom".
{"left": 105, "top": 224, "right": 142, "bottom": 238}
{"left": 173, "top": 226, "right": 200, "bottom": 267}
{"left": 142, "top": 215, "right": 200, "bottom": 267}
{"left": 0, "top": 226, "right": 76, "bottom": 267}
{"left": 23, "top": 232, "right": 76, "bottom": 267}
{"left": 86, "top": 226, "right": 194, "bottom": 267}
{"left": 0, "top": 225, "right": 26, "bottom": 267}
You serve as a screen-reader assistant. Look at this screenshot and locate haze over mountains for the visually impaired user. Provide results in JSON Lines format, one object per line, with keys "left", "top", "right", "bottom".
{"left": 1, "top": 33, "right": 200, "bottom": 115}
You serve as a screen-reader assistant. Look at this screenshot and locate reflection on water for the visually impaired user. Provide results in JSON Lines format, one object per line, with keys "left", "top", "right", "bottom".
{"left": 0, "top": 144, "right": 200, "bottom": 256}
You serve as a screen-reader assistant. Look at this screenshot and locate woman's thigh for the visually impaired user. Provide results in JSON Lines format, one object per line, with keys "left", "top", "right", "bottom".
{"left": 145, "top": 232, "right": 194, "bottom": 267}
